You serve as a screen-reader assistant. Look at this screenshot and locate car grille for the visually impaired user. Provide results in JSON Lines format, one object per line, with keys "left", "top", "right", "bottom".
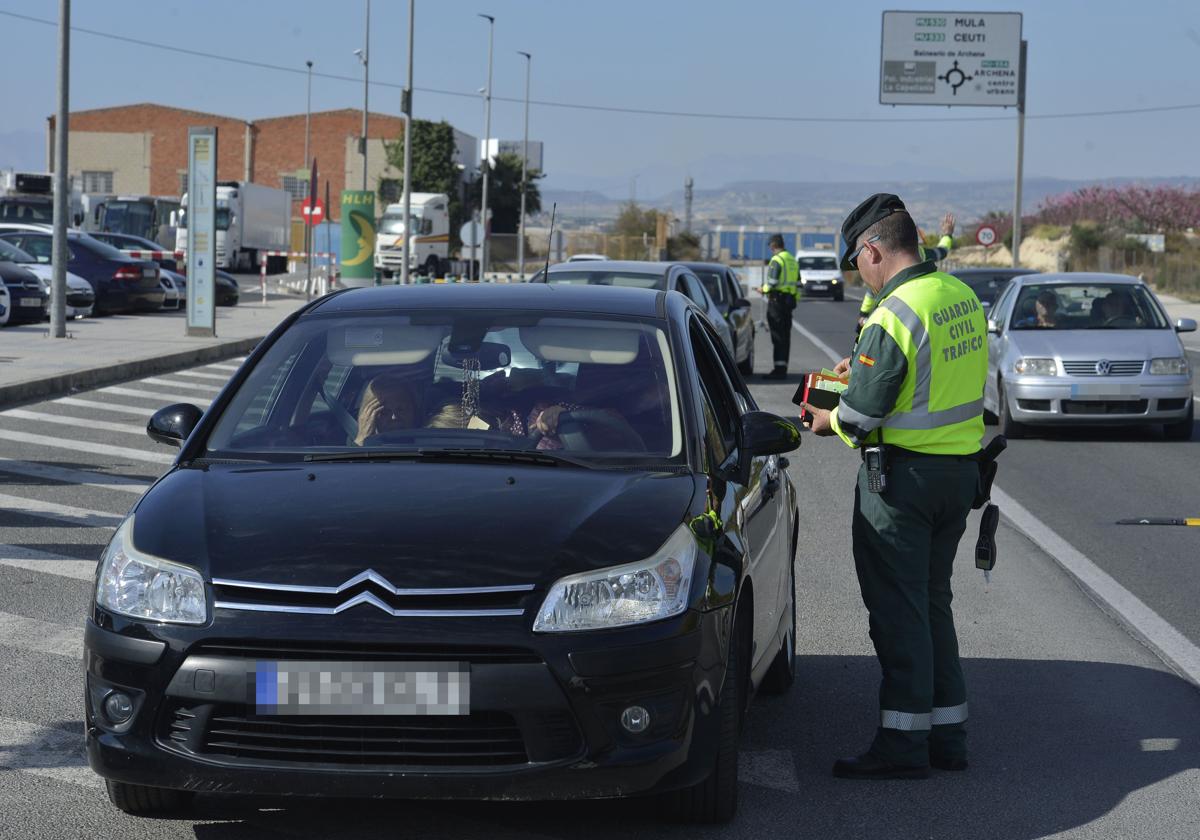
{"left": 1062, "top": 360, "right": 1144, "bottom": 376}
{"left": 169, "top": 704, "right": 528, "bottom": 767}
{"left": 67, "top": 292, "right": 93, "bottom": 307}
{"left": 1061, "top": 399, "right": 1148, "bottom": 415}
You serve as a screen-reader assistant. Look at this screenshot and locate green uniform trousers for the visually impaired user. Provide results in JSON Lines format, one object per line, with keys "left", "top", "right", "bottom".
{"left": 852, "top": 456, "right": 979, "bottom": 766}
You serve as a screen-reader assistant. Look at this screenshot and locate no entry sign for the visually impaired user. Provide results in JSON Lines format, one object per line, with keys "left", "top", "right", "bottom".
{"left": 301, "top": 197, "right": 325, "bottom": 226}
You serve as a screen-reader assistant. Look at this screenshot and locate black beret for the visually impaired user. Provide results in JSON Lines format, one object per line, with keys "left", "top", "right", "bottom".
{"left": 839, "top": 193, "right": 907, "bottom": 270}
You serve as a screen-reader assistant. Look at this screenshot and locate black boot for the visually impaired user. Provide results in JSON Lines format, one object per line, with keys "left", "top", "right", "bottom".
{"left": 930, "top": 753, "right": 968, "bottom": 771}
{"left": 832, "top": 752, "right": 930, "bottom": 780}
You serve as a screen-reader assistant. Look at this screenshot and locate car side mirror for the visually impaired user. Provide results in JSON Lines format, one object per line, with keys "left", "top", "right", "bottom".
{"left": 731, "top": 297, "right": 751, "bottom": 310}
{"left": 1175, "top": 318, "right": 1197, "bottom": 333}
{"left": 147, "top": 403, "right": 203, "bottom": 447}
{"left": 987, "top": 318, "right": 1001, "bottom": 334}
{"left": 741, "top": 411, "right": 801, "bottom": 458}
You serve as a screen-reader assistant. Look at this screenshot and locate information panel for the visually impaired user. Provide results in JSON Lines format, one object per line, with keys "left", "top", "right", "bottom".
{"left": 185, "top": 126, "right": 217, "bottom": 336}
{"left": 880, "top": 11, "right": 1022, "bottom": 107}
{"left": 339, "top": 190, "right": 377, "bottom": 287}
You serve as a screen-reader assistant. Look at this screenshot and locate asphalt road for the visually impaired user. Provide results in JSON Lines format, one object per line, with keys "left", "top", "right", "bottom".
{"left": 0, "top": 302, "right": 1198, "bottom": 838}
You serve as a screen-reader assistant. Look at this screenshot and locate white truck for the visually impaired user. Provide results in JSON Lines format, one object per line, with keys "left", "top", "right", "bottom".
{"left": 374, "top": 193, "right": 450, "bottom": 278}
{"left": 176, "top": 181, "right": 290, "bottom": 273}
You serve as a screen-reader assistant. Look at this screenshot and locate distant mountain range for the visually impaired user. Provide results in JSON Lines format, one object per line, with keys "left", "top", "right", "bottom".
{"left": 543, "top": 176, "right": 1200, "bottom": 230}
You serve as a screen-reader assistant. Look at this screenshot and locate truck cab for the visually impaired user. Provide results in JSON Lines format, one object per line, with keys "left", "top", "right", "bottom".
{"left": 375, "top": 193, "right": 450, "bottom": 278}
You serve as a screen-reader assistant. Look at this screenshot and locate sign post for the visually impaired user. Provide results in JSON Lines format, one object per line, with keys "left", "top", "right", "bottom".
{"left": 339, "top": 190, "right": 376, "bottom": 288}
{"left": 185, "top": 126, "right": 217, "bottom": 337}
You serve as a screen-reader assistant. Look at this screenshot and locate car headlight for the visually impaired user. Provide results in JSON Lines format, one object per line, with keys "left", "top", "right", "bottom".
{"left": 1149, "top": 357, "right": 1189, "bottom": 376}
{"left": 831, "top": 278, "right": 840, "bottom": 285}
{"left": 533, "top": 524, "right": 697, "bottom": 633}
{"left": 1014, "top": 357, "right": 1057, "bottom": 376}
{"left": 96, "top": 518, "right": 207, "bottom": 625}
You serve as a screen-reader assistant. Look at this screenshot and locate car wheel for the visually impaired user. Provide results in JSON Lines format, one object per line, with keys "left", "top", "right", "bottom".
{"left": 834, "top": 290, "right": 844, "bottom": 302}
{"left": 105, "top": 780, "right": 192, "bottom": 816}
{"left": 737, "top": 330, "right": 755, "bottom": 376}
{"left": 666, "top": 610, "right": 743, "bottom": 824}
{"left": 760, "top": 562, "right": 796, "bottom": 695}
{"left": 1164, "top": 400, "right": 1194, "bottom": 441}
{"left": 997, "top": 378, "right": 1025, "bottom": 440}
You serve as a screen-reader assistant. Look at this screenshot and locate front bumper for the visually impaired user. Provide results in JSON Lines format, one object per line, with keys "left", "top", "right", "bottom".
{"left": 800, "top": 281, "right": 841, "bottom": 298}
{"left": 375, "top": 249, "right": 408, "bottom": 272}
{"left": 5, "top": 290, "right": 48, "bottom": 322}
{"left": 85, "top": 604, "right": 732, "bottom": 801}
{"left": 1006, "top": 375, "right": 1193, "bottom": 424}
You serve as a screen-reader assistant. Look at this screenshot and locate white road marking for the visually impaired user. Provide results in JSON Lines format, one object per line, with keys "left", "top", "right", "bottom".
{"left": 173, "top": 370, "right": 231, "bottom": 382}
{"left": 992, "top": 486, "right": 1200, "bottom": 689}
{"left": 791, "top": 319, "right": 844, "bottom": 365}
{"left": 0, "top": 429, "right": 174, "bottom": 465}
{"left": 205, "top": 363, "right": 241, "bottom": 372}
{"left": 0, "top": 408, "right": 147, "bottom": 437}
{"left": 0, "top": 716, "right": 101, "bottom": 791}
{"left": 141, "top": 377, "right": 222, "bottom": 393}
{"left": 0, "top": 458, "right": 150, "bottom": 495}
{"left": 0, "top": 492, "right": 125, "bottom": 529}
{"left": 0, "top": 611, "right": 83, "bottom": 659}
{"left": 98, "top": 385, "right": 211, "bottom": 405}
{"left": 0, "top": 544, "right": 98, "bottom": 581}
{"left": 739, "top": 749, "right": 800, "bottom": 792}
{"left": 53, "top": 396, "right": 157, "bottom": 418}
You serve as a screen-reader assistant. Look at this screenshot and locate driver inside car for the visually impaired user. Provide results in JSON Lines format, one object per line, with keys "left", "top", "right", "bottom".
{"left": 355, "top": 373, "right": 420, "bottom": 445}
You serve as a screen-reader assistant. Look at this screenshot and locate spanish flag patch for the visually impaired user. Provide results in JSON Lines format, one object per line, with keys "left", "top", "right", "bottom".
{"left": 857, "top": 353, "right": 876, "bottom": 367}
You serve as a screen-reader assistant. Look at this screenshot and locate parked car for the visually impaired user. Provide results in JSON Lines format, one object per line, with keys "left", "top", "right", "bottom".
{"left": 86, "top": 284, "right": 801, "bottom": 823}
{"left": 160, "top": 271, "right": 182, "bottom": 310}
{"left": 984, "top": 272, "right": 1195, "bottom": 440}
{"left": 531, "top": 260, "right": 736, "bottom": 361}
{"left": 795, "top": 250, "right": 845, "bottom": 301}
{"left": 0, "top": 260, "right": 47, "bottom": 324}
{"left": 166, "top": 269, "right": 240, "bottom": 308}
{"left": 0, "top": 229, "right": 164, "bottom": 315}
{"left": 90, "top": 231, "right": 180, "bottom": 273}
{"left": 0, "top": 237, "right": 93, "bottom": 318}
{"left": 952, "top": 267, "right": 1039, "bottom": 311}
{"left": 680, "top": 262, "right": 756, "bottom": 374}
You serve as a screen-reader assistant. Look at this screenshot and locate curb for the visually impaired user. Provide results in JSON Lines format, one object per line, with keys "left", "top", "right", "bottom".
{"left": 0, "top": 336, "right": 263, "bottom": 409}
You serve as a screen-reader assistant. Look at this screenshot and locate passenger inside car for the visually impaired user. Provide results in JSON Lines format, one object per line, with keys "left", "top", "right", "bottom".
{"left": 1015, "top": 290, "right": 1060, "bottom": 328}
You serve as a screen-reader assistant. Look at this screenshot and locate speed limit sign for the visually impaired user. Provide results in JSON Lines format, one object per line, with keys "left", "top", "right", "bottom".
{"left": 976, "top": 225, "right": 998, "bottom": 248}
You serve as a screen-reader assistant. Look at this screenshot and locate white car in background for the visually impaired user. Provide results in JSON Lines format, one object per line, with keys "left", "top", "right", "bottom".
{"left": 0, "top": 236, "right": 94, "bottom": 318}
{"left": 795, "top": 250, "right": 845, "bottom": 301}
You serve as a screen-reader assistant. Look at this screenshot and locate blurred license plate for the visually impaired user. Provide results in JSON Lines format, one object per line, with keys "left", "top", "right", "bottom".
{"left": 255, "top": 661, "right": 470, "bottom": 716}
{"left": 809, "top": 284, "right": 828, "bottom": 291}
{"left": 1071, "top": 383, "right": 1140, "bottom": 398}
{"left": 143, "top": 268, "right": 157, "bottom": 278}
{"left": 19, "top": 299, "right": 42, "bottom": 307}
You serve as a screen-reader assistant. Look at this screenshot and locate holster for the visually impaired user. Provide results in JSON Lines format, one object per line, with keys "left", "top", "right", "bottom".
{"left": 972, "top": 435, "right": 1007, "bottom": 571}
{"left": 972, "top": 435, "right": 1007, "bottom": 510}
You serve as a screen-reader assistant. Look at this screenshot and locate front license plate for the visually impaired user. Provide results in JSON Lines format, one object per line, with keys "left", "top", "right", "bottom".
{"left": 19, "top": 298, "right": 42, "bottom": 307}
{"left": 254, "top": 661, "right": 470, "bottom": 716}
{"left": 809, "top": 284, "right": 828, "bottom": 291}
{"left": 1070, "top": 383, "right": 1140, "bottom": 398}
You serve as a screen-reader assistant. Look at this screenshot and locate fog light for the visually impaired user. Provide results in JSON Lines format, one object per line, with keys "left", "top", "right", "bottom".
{"left": 620, "top": 705, "right": 650, "bottom": 734}
{"left": 103, "top": 691, "right": 134, "bottom": 725}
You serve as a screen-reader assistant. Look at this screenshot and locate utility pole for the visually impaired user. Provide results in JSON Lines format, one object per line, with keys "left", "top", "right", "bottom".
{"left": 684, "top": 176, "right": 694, "bottom": 235}
{"left": 400, "top": 0, "right": 415, "bottom": 286}
{"left": 358, "top": 0, "right": 371, "bottom": 191}
{"left": 478, "top": 13, "right": 494, "bottom": 278}
{"left": 50, "top": 0, "right": 70, "bottom": 338}
{"left": 517, "top": 50, "right": 531, "bottom": 278}
{"left": 304, "top": 60, "right": 313, "bottom": 300}
{"left": 1011, "top": 39, "right": 1027, "bottom": 268}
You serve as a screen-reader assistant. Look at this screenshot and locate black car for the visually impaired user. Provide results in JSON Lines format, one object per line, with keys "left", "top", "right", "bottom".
{"left": 90, "top": 232, "right": 180, "bottom": 273}
{"left": 0, "top": 260, "right": 49, "bottom": 324}
{"left": 86, "top": 284, "right": 801, "bottom": 823}
{"left": 0, "top": 230, "right": 164, "bottom": 315}
{"left": 680, "top": 262, "right": 755, "bottom": 375}
{"left": 952, "top": 267, "right": 1041, "bottom": 311}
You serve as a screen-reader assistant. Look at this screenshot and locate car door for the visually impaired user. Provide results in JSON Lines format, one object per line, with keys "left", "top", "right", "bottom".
{"left": 687, "top": 317, "right": 780, "bottom": 672}
{"left": 984, "top": 281, "right": 1019, "bottom": 411}
{"left": 680, "top": 269, "right": 735, "bottom": 356}
{"left": 724, "top": 268, "right": 753, "bottom": 359}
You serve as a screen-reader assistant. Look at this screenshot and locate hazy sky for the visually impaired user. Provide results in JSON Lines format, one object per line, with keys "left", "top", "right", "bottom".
{"left": 3, "top": 0, "right": 1200, "bottom": 197}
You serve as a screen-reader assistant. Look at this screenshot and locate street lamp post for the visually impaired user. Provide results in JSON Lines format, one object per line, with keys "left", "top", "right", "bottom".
{"left": 478, "top": 13, "right": 494, "bottom": 279}
{"left": 50, "top": 0, "right": 70, "bottom": 338}
{"left": 400, "top": 0, "right": 415, "bottom": 286}
{"left": 517, "top": 51, "right": 531, "bottom": 278}
{"left": 358, "top": 0, "right": 370, "bottom": 191}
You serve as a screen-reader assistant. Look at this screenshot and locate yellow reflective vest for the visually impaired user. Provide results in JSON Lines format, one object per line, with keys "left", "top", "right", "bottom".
{"left": 762, "top": 250, "right": 800, "bottom": 297}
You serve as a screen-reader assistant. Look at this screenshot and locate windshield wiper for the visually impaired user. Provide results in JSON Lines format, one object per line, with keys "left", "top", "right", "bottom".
{"left": 303, "top": 447, "right": 591, "bottom": 468}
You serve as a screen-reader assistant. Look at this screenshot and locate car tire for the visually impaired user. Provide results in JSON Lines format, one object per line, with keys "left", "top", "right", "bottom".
{"left": 760, "top": 562, "right": 796, "bottom": 695}
{"left": 737, "top": 331, "right": 755, "bottom": 376}
{"left": 666, "top": 610, "right": 742, "bottom": 824}
{"left": 997, "top": 379, "right": 1025, "bottom": 440}
{"left": 424, "top": 255, "right": 441, "bottom": 277}
{"left": 105, "top": 780, "right": 192, "bottom": 816}
{"left": 834, "top": 290, "right": 844, "bottom": 302}
{"left": 1164, "top": 401, "right": 1194, "bottom": 441}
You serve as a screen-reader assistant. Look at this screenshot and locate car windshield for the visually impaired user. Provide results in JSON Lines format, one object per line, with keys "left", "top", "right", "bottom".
{"left": 544, "top": 271, "right": 665, "bottom": 290}
{"left": 1010, "top": 283, "right": 1168, "bottom": 330}
{"left": 0, "top": 199, "right": 53, "bottom": 222}
{"left": 205, "top": 311, "right": 684, "bottom": 464}
{"left": 177, "top": 208, "right": 230, "bottom": 230}
{"left": 0, "top": 239, "right": 35, "bottom": 263}
{"left": 102, "top": 201, "right": 154, "bottom": 238}
{"left": 957, "top": 272, "right": 1022, "bottom": 305}
{"left": 690, "top": 269, "right": 727, "bottom": 304}
{"left": 379, "top": 213, "right": 419, "bottom": 235}
{"left": 797, "top": 256, "right": 837, "bottom": 271}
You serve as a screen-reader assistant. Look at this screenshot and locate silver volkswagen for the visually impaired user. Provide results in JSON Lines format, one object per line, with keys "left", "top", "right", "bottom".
{"left": 983, "top": 273, "right": 1195, "bottom": 440}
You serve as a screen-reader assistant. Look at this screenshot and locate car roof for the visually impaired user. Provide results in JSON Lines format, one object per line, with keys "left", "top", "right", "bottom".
{"left": 794, "top": 250, "right": 839, "bottom": 259}
{"left": 953, "top": 268, "right": 1039, "bottom": 277}
{"left": 677, "top": 262, "right": 728, "bottom": 272}
{"left": 309, "top": 282, "right": 668, "bottom": 319}
{"left": 545, "top": 260, "right": 674, "bottom": 276}
{"left": 1011, "top": 272, "right": 1143, "bottom": 286}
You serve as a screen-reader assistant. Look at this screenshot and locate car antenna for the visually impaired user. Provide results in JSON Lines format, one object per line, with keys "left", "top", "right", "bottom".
{"left": 542, "top": 202, "right": 556, "bottom": 279}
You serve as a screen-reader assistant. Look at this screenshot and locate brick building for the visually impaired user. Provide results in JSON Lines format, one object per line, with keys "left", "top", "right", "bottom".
{"left": 46, "top": 103, "right": 430, "bottom": 222}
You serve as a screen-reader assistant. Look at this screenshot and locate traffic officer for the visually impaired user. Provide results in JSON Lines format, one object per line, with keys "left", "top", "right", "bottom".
{"left": 761, "top": 233, "right": 800, "bottom": 380}
{"left": 803, "top": 193, "right": 986, "bottom": 780}
{"left": 857, "top": 211, "right": 956, "bottom": 337}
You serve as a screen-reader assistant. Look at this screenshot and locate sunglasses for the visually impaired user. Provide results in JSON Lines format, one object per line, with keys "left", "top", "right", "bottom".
{"left": 847, "top": 234, "right": 881, "bottom": 269}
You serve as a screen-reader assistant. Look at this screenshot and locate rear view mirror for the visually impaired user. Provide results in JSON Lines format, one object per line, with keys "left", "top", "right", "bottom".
{"left": 1175, "top": 318, "right": 1197, "bottom": 333}
{"left": 741, "top": 411, "right": 801, "bottom": 458}
{"left": 147, "top": 403, "right": 203, "bottom": 447}
{"left": 440, "top": 341, "right": 512, "bottom": 371}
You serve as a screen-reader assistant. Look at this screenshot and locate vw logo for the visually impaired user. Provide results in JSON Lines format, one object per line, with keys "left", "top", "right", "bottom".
{"left": 1096, "top": 359, "right": 1112, "bottom": 376}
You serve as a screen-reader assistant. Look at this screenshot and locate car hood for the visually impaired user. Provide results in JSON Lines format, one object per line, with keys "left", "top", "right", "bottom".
{"left": 799, "top": 270, "right": 840, "bottom": 281}
{"left": 1008, "top": 328, "right": 1184, "bottom": 360}
{"left": 131, "top": 461, "right": 699, "bottom": 589}
{"left": 23, "top": 264, "right": 91, "bottom": 292}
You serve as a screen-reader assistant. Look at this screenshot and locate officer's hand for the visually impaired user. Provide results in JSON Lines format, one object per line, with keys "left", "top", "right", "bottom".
{"left": 941, "top": 212, "right": 956, "bottom": 236}
{"left": 801, "top": 404, "right": 834, "bottom": 436}
{"left": 833, "top": 356, "right": 852, "bottom": 379}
